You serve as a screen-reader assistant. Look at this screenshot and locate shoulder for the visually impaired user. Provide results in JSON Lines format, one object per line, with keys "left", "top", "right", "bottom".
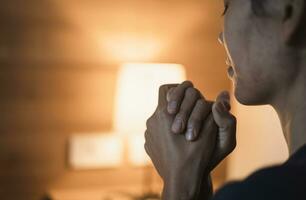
{"left": 212, "top": 162, "right": 306, "bottom": 200}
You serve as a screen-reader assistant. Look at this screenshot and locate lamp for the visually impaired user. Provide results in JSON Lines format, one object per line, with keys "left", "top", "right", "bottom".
{"left": 114, "top": 63, "right": 186, "bottom": 166}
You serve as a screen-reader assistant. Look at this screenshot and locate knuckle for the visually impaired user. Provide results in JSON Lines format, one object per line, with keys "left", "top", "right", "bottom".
{"left": 188, "top": 117, "right": 201, "bottom": 128}
{"left": 176, "top": 112, "right": 187, "bottom": 122}
{"left": 144, "top": 143, "right": 151, "bottom": 156}
{"left": 196, "top": 98, "right": 207, "bottom": 107}
{"left": 146, "top": 117, "right": 153, "bottom": 128}
{"left": 194, "top": 88, "right": 205, "bottom": 99}
{"left": 179, "top": 106, "right": 189, "bottom": 115}
{"left": 144, "top": 130, "right": 149, "bottom": 141}
{"left": 159, "top": 84, "right": 174, "bottom": 93}
{"left": 182, "top": 80, "right": 193, "bottom": 87}
{"left": 146, "top": 114, "right": 158, "bottom": 129}
{"left": 145, "top": 118, "right": 150, "bottom": 127}
{"left": 158, "top": 84, "right": 170, "bottom": 95}
{"left": 185, "top": 87, "right": 199, "bottom": 98}
{"left": 159, "top": 84, "right": 168, "bottom": 91}
{"left": 156, "top": 107, "right": 167, "bottom": 117}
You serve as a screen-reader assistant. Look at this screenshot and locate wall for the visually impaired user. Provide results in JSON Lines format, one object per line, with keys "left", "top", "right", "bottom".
{"left": 0, "top": 0, "right": 229, "bottom": 199}
{"left": 227, "top": 94, "right": 289, "bottom": 180}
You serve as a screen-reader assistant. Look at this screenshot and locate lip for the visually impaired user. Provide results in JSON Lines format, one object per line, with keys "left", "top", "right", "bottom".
{"left": 227, "top": 66, "right": 234, "bottom": 78}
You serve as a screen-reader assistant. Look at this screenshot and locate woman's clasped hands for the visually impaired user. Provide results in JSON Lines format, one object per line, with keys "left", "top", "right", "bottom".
{"left": 144, "top": 81, "right": 237, "bottom": 200}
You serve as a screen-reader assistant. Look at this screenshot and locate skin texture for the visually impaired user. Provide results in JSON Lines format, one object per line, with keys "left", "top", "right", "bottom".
{"left": 221, "top": 0, "right": 306, "bottom": 154}
{"left": 145, "top": 0, "right": 306, "bottom": 199}
{"left": 145, "top": 84, "right": 218, "bottom": 199}
{"left": 145, "top": 83, "right": 236, "bottom": 199}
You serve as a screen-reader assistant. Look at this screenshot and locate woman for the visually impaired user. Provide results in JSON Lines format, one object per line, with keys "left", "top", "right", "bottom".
{"left": 144, "top": 0, "right": 306, "bottom": 199}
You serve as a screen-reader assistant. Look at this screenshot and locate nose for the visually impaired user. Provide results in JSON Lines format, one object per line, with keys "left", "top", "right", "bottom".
{"left": 218, "top": 32, "right": 224, "bottom": 45}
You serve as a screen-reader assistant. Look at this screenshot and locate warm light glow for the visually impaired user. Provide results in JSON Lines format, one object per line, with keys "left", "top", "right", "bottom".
{"left": 69, "top": 134, "right": 123, "bottom": 169}
{"left": 127, "top": 134, "right": 151, "bottom": 166}
{"left": 101, "top": 34, "right": 163, "bottom": 62}
{"left": 114, "top": 63, "right": 186, "bottom": 166}
{"left": 114, "top": 63, "right": 186, "bottom": 134}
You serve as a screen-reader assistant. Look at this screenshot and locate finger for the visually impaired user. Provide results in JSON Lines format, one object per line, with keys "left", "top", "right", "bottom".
{"left": 209, "top": 113, "right": 236, "bottom": 170}
{"left": 166, "top": 87, "right": 176, "bottom": 102}
{"left": 210, "top": 91, "right": 237, "bottom": 169}
{"left": 158, "top": 84, "right": 177, "bottom": 110}
{"left": 185, "top": 99, "right": 212, "bottom": 141}
{"left": 171, "top": 87, "right": 200, "bottom": 134}
{"left": 167, "top": 81, "right": 193, "bottom": 114}
{"left": 191, "top": 114, "right": 218, "bottom": 174}
{"left": 216, "top": 91, "right": 231, "bottom": 111}
{"left": 196, "top": 113, "right": 218, "bottom": 152}
{"left": 212, "top": 91, "right": 233, "bottom": 129}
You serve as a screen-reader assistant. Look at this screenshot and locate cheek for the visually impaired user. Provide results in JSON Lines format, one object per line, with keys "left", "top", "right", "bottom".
{"left": 223, "top": 3, "right": 278, "bottom": 105}
{"left": 234, "top": 60, "right": 278, "bottom": 105}
{"left": 224, "top": 12, "right": 250, "bottom": 74}
{"left": 224, "top": 11, "right": 267, "bottom": 80}
{"left": 224, "top": 25, "right": 275, "bottom": 104}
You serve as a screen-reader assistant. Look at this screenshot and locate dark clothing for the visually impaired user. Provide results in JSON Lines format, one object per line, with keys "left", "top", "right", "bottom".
{"left": 213, "top": 145, "right": 306, "bottom": 200}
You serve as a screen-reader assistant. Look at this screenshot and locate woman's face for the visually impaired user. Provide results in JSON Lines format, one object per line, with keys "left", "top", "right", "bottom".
{"left": 220, "top": 0, "right": 297, "bottom": 105}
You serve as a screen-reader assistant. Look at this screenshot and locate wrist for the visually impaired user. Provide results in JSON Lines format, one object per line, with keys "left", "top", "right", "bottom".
{"left": 162, "top": 180, "right": 196, "bottom": 200}
{"left": 161, "top": 166, "right": 205, "bottom": 200}
{"left": 162, "top": 170, "right": 213, "bottom": 200}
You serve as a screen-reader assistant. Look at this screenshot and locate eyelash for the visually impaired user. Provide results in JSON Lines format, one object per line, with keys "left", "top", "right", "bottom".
{"left": 222, "top": 4, "right": 229, "bottom": 16}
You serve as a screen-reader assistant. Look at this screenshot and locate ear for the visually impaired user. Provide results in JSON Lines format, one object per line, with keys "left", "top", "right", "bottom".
{"left": 282, "top": 0, "right": 305, "bottom": 45}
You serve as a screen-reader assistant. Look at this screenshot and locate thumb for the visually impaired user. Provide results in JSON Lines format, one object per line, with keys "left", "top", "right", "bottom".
{"left": 212, "top": 91, "right": 232, "bottom": 129}
{"left": 210, "top": 91, "right": 237, "bottom": 170}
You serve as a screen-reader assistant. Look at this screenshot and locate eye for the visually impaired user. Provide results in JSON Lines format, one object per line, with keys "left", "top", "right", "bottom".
{"left": 222, "top": 3, "right": 229, "bottom": 16}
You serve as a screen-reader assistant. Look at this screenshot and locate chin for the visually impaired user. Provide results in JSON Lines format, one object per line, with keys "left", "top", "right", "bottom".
{"left": 233, "top": 84, "right": 269, "bottom": 106}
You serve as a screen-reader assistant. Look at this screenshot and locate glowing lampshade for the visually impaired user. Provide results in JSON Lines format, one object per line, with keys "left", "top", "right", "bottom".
{"left": 114, "top": 63, "right": 186, "bottom": 134}
{"left": 114, "top": 63, "right": 186, "bottom": 166}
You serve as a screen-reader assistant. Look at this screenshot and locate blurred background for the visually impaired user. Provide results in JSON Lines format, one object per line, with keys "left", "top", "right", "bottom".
{"left": 0, "top": 0, "right": 289, "bottom": 200}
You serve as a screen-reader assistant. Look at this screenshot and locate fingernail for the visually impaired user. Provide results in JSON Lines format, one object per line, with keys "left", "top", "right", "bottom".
{"left": 167, "top": 101, "right": 177, "bottom": 114}
{"left": 217, "top": 102, "right": 226, "bottom": 113}
{"left": 172, "top": 119, "right": 182, "bottom": 133}
{"left": 221, "top": 91, "right": 230, "bottom": 99}
{"left": 186, "top": 127, "right": 195, "bottom": 141}
{"left": 166, "top": 92, "right": 171, "bottom": 102}
{"left": 221, "top": 101, "right": 231, "bottom": 111}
